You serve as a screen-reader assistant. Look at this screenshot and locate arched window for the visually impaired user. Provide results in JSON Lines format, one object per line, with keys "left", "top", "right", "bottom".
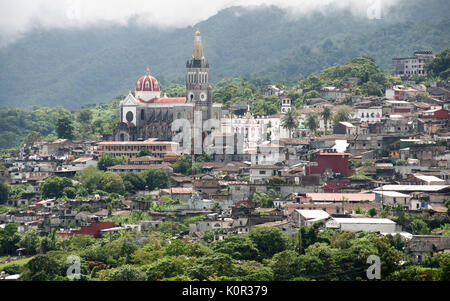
{"left": 145, "top": 81, "right": 149, "bottom": 89}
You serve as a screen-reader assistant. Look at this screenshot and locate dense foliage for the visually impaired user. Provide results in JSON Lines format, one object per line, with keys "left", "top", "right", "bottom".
{"left": 2, "top": 223, "right": 450, "bottom": 281}
{"left": 0, "top": 98, "right": 121, "bottom": 149}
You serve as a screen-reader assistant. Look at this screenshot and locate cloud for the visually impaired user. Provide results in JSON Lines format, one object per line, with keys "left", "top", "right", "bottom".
{"left": 0, "top": 0, "right": 400, "bottom": 45}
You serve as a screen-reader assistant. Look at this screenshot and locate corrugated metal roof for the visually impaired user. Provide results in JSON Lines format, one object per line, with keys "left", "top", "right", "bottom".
{"left": 375, "top": 185, "right": 449, "bottom": 192}
{"left": 333, "top": 218, "right": 396, "bottom": 224}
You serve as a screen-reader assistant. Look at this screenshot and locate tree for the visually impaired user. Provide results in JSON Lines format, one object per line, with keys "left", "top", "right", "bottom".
{"left": 211, "top": 235, "right": 259, "bottom": 260}
{"left": 187, "top": 253, "right": 235, "bottom": 280}
{"left": 159, "top": 222, "right": 188, "bottom": 237}
{"left": 171, "top": 155, "right": 191, "bottom": 176}
{"left": 41, "top": 176, "right": 73, "bottom": 199}
{"left": 121, "top": 172, "right": 146, "bottom": 192}
{"left": 0, "top": 182, "right": 9, "bottom": 204}
{"left": 63, "top": 186, "right": 77, "bottom": 199}
{"left": 22, "top": 131, "right": 42, "bottom": 146}
{"left": 0, "top": 223, "right": 20, "bottom": 255}
{"left": 110, "top": 265, "right": 146, "bottom": 281}
{"left": 165, "top": 239, "right": 188, "bottom": 257}
{"left": 76, "top": 109, "right": 93, "bottom": 124}
{"left": 281, "top": 110, "right": 299, "bottom": 138}
{"left": 146, "top": 256, "right": 191, "bottom": 281}
{"left": 249, "top": 227, "right": 289, "bottom": 260}
{"left": 439, "top": 253, "right": 450, "bottom": 281}
{"left": 410, "top": 218, "right": 430, "bottom": 235}
{"left": 22, "top": 254, "right": 63, "bottom": 281}
{"left": 17, "top": 229, "right": 40, "bottom": 255}
{"left": 76, "top": 166, "right": 104, "bottom": 193}
{"left": 368, "top": 208, "right": 377, "bottom": 217}
{"left": 388, "top": 266, "right": 439, "bottom": 281}
{"left": 321, "top": 106, "right": 332, "bottom": 133}
{"left": 99, "top": 172, "right": 125, "bottom": 195}
{"left": 305, "top": 114, "right": 319, "bottom": 135}
{"left": 56, "top": 115, "right": 74, "bottom": 140}
{"left": 142, "top": 169, "right": 170, "bottom": 191}
{"left": 425, "top": 48, "right": 450, "bottom": 80}
{"left": 332, "top": 107, "right": 352, "bottom": 124}
{"left": 269, "top": 250, "right": 302, "bottom": 281}
{"left": 98, "top": 154, "right": 126, "bottom": 171}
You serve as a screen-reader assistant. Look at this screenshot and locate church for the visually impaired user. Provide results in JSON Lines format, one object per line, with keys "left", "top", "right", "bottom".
{"left": 113, "top": 31, "right": 223, "bottom": 145}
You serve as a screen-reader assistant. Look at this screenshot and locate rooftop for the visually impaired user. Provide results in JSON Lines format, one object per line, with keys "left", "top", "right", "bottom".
{"left": 305, "top": 193, "right": 375, "bottom": 202}
{"left": 332, "top": 218, "right": 396, "bottom": 224}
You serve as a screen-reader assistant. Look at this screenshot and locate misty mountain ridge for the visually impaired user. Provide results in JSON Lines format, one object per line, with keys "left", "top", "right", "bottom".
{"left": 0, "top": 0, "right": 449, "bottom": 109}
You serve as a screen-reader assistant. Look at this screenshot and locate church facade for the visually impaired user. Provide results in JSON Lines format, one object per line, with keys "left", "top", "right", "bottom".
{"left": 113, "top": 32, "right": 222, "bottom": 147}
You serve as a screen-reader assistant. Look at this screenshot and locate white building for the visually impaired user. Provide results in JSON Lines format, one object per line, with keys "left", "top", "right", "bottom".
{"left": 248, "top": 165, "right": 280, "bottom": 184}
{"left": 374, "top": 191, "right": 421, "bottom": 211}
{"left": 293, "top": 209, "right": 330, "bottom": 226}
{"left": 392, "top": 51, "right": 435, "bottom": 77}
{"left": 356, "top": 107, "right": 382, "bottom": 122}
{"left": 326, "top": 218, "right": 397, "bottom": 233}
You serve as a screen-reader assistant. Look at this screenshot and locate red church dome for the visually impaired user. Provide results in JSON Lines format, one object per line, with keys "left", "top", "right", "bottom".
{"left": 136, "top": 68, "right": 160, "bottom": 92}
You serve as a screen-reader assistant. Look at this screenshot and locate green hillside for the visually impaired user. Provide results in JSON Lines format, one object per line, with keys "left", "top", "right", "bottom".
{"left": 0, "top": 0, "right": 449, "bottom": 109}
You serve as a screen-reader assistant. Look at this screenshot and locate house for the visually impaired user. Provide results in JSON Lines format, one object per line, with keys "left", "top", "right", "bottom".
{"left": 405, "top": 235, "right": 450, "bottom": 264}
{"left": 374, "top": 185, "right": 450, "bottom": 207}
{"left": 409, "top": 143, "right": 446, "bottom": 165}
{"left": 249, "top": 165, "right": 280, "bottom": 184}
{"left": 160, "top": 187, "right": 193, "bottom": 203}
{"left": 61, "top": 222, "right": 116, "bottom": 239}
{"left": 70, "top": 157, "right": 97, "bottom": 169}
{"left": 374, "top": 191, "right": 419, "bottom": 210}
{"left": 252, "top": 220, "right": 298, "bottom": 236}
{"left": 292, "top": 209, "right": 330, "bottom": 226}
{"left": 421, "top": 108, "right": 449, "bottom": 119}
{"left": 263, "top": 85, "right": 285, "bottom": 97}
{"left": 385, "top": 100, "right": 414, "bottom": 113}
{"left": 170, "top": 174, "right": 193, "bottom": 188}
{"left": 333, "top": 122, "right": 357, "bottom": 136}
{"left": 319, "top": 87, "right": 351, "bottom": 101}
{"left": 412, "top": 174, "right": 446, "bottom": 185}
{"left": 357, "top": 106, "right": 383, "bottom": 122}
{"left": 306, "top": 151, "right": 352, "bottom": 177}
{"left": 326, "top": 217, "right": 397, "bottom": 233}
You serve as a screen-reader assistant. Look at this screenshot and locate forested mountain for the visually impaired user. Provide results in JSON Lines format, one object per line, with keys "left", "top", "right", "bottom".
{"left": 0, "top": 0, "right": 449, "bottom": 109}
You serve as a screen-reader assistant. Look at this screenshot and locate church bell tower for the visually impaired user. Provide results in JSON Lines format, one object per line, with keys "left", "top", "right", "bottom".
{"left": 186, "top": 31, "right": 213, "bottom": 121}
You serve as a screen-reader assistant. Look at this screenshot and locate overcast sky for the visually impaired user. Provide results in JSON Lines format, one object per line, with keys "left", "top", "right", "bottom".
{"left": 0, "top": 0, "right": 399, "bottom": 41}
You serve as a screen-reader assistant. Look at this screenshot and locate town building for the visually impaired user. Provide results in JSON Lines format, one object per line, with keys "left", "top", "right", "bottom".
{"left": 392, "top": 51, "right": 435, "bottom": 77}
{"left": 112, "top": 32, "right": 223, "bottom": 155}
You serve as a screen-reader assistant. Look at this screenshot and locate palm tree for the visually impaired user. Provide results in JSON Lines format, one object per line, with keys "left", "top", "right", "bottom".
{"left": 306, "top": 114, "right": 319, "bottom": 135}
{"left": 321, "top": 106, "right": 332, "bottom": 134}
{"left": 281, "top": 110, "right": 299, "bottom": 139}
